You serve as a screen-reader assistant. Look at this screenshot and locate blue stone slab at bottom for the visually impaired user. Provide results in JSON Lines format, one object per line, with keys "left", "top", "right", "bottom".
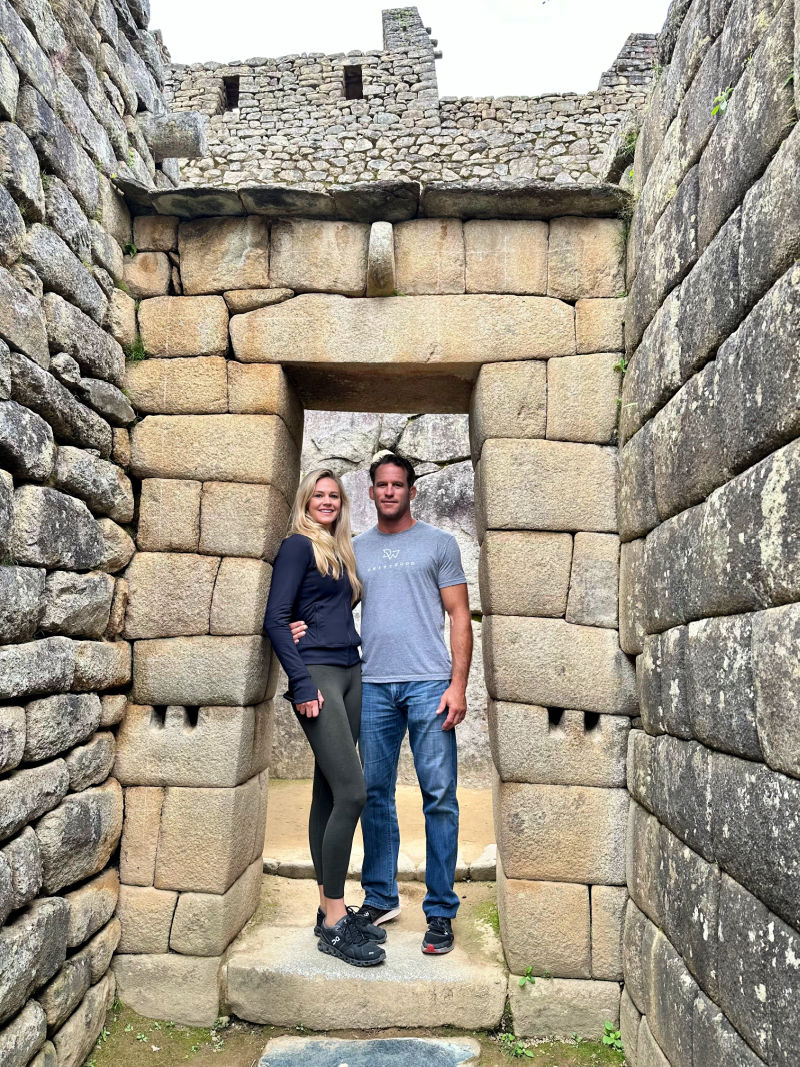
{"left": 260, "top": 1035, "right": 481, "bottom": 1067}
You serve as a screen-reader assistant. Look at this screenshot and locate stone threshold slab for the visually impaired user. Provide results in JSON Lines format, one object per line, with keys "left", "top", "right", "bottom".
{"left": 260, "top": 1036, "right": 481, "bottom": 1066}
{"left": 115, "top": 176, "right": 629, "bottom": 222}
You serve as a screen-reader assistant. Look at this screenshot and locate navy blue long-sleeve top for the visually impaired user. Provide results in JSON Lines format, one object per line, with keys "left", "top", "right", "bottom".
{"left": 263, "top": 534, "right": 361, "bottom": 705}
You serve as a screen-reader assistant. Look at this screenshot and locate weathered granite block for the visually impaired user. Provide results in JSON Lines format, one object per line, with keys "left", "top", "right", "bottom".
{"left": 95, "top": 518, "right": 135, "bottom": 573}
{"left": 468, "top": 360, "right": 547, "bottom": 458}
{"left": 619, "top": 289, "right": 682, "bottom": 445}
{"left": 65, "top": 732, "right": 116, "bottom": 792}
{"left": 122, "top": 251, "right": 171, "bottom": 299}
{"left": 618, "top": 422, "right": 659, "bottom": 542}
{"left": 116, "top": 884, "right": 178, "bottom": 954}
{"left": 137, "top": 478, "right": 201, "bottom": 552}
{"left": 209, "top": 557, "right": 272, "bottom": 636}
{"left": 1, "top": 826, "right": 42, "bottom": 912}
{"left": 137, "top": 295, "right": 229, "bottom": 357}
{"left": 566, "top": 532, "right": 619, "bottom": 628}
{"left": 39, "top": 571, "right": 114, "bottom": 639}
{"left": 23, "top": 693, "right": 100, "bottom": 762}
{"left": 132, "top": 635, "right": 270, "bottom": 707}
{"left": 179, "top": 216, "right": 269, "bottom": 294}
{"left": 42, "top": 293, "right": 123, "bottom": 385}
{"left": 35, "top": 778, "right": 123, "bottom": 893}
{"left": 0, "top": 637, "right": 75, "bottom": 701}
{"left": 170, "top": 857, "right": 262, "bottom": 956}
{"left": 626, "top": 801, "right": 664, "bottom": 926}
{"left": 0, "top": 760, "right": 69, "bottom": 843}
{"left": 0, "top": 705, "right": 25, "bottom": 774}
{"left": 51, "top": 970, "right": 115, "bottom": 1067}
{"left": 575, "top": 298, "right": 625, "bottom": 354}
{"left": 23, "top": 224, "right": 106, "bottom": 324}
{"left": 394, "top": 218, "right": 464, "bottom": 295}
{"left": 753, "top": 602, "right": 800, "bottom": 778}
{"left": 590, "top": 885, "right": 626, "bottom": 981}
{"left": 0, "top": 999, "right": 46, "bottom": 1066}
{"left": 51, "top": 446, "right": 133, "bottom": 523}
{"left": 0, "top": 565, "right": 45, "bottom": 644}
{"left": 124, "top": 355, "right": 228, "bottom": 415}
{"left": 478, "top": 531, "right": 571, "bottom": 617}
{"left": 546, "top": 352, "right": 621, "bottom": 445}
{"left": 0, "top": 400, "right": 55, "bottom": 480}
{"left": 72, "top": 640, "right": 131, "bottom": 691}
{"left": 547, "top": 217, "right": 625, "bottom": 300}
{"left": 464, "top": 220, "right": 547, "bottom": 294}
{"left": 646, "top": 929, "right": 698, "bottom": 1067}
{"left": 133, "top": 215, "right": 178, "bottom": 252}
{"left": 508, "top": 976, "right": 620, "bottom": 1039}
{"left": 112, "top": 954, "right": 220, "bottom": 1027}
{"left": 120, "top": 786, "right": 163, "bottom": 887}
{"left": 619, "top": 990, "right": 640, "bottom": 1066}
{"left": 124, "top": 552, "right": 220, "bottom": 639}
{"left": 660, "top": 826, "right": 720, "bottom": 997}
{"left": 651, "top": 736, "right": 714, "bottom": 862}
{"left": 199, "top": 481, "right": 290, "bottom": 562}
{"left": 0, "top": 264, "right": 49, "bottom": 367}
{"left": 64, "top": 867, "right": 119, "bottom": 948}
{"left": 37, "top": 954, "right": 91, "bottom": 1034}
{"left": 226, "top": 362, "right": 304, "bottom": 447}
{"left": 692, "top": 991, "right": 768, "bottom": 1067}
{"left": 0, "top": 122, "right": 44, "bottom": 225}
{"left": 622, "top": 899, "right": 651, "bottom": 1015}
{"left": 0, "top": 897, "right": 69, "bottom": 1025}
{"left": 76, "top": 916, "right": 120, "bottom": 982}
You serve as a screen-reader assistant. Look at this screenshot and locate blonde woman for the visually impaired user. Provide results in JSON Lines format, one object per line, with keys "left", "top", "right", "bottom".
{"left": 263, "top": 469, "right": 385, "bottom": 967}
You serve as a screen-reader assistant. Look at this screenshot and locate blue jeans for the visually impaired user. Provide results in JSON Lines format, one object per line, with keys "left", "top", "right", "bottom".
{"left": 360, "top": 680, "right": 460, "bottom": 919}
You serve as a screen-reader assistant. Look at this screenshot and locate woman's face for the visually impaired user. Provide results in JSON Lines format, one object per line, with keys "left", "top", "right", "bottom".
{"left": 308, "top": 477, "right": 342, "bottom": 528}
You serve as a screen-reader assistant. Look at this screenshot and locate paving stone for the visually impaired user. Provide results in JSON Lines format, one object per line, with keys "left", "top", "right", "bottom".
{"left": 210, "top": 557, "right": 272, "bottom": 636}
{"left": 0, "top": 565, "right": 45, "bottom": 643}
{"left": 199, "top": 481, "right": 290, "bottom": 562}
{"left": 590, "top": 885, "right": 626, "bottom": 980}
{"left": 476, "top": 439, "right": 618, "bottom": 536}
{"left": 42, "top": 292, "right": 124, "bottom": 385}
{"left": 51, "top": 446, "right": 133, "bottom": 522}
{"left": 132, "top": 635, "right": 270, "bottom": 707}
{"left": 508, "top": 976, "right": 620, "bottom": 1039}
{"left": 116, "top": 884, "right": 177, "bottom": 954}
{"left": 170, "top": 857, "right": 262, "bottom": 955}
{"left": 39, "top": 571, "right": 114, "bottom": 639}
{"left": 478, "top": 531, "right": 571, "bottom": 616}
{"left": 124, "top": 551, "right": 219, "bottom": 639}
{"left": 65, "top": 732, "right": 116, "bottom": 792}
{"left": 138, "top": 295, "right": 229, "bottom": 357}
{"left": 0, "top": 706, "right": 25, "bottom": 775}
{"left": 179, "top": 216, "right": 269, "bottom": 294}
{"left": 125, "top": 355, "right": 228, "bottom": 414}
{"left": 484, "top": 616, "right": 637, "bottom": 715}
{"left": 0, "top": 999, "right": 46, "bottom": 1066}
{"left": 497, "top": 861, "right": 590, "bottom": 977}
{"left": 494, "top": 778, "right": 627, "bottom": 883}
{"left": 137, "top": 478, "right": 201, "bottom": 552}
{"left": 119, "top": 786, "right": 163, "bottom": 887}
{"left": 133, "top": 214, "right": 178, "bottom": 251}
{"left": 112, "top": 954, "right": 220, "bottom": 1027}
{"left": 0, "top": 264, "right": 49, "bottom": 367}
{"left": 468, "top": 360, "right": 547, "bottom": 458}
{"left": 566, "top": 532, "right": 619, "bottom": 628}
{"left": 122, "top": 251, "right": 171, "bottom": 299}
{"left": 0, "top": 637, "right": 75, "bottom": 702}
{"left": 51, "top": 971, "right": 115, "bottom": 1067}
{"left": 489, "top": 703, "right": 628, "bottom": 786}
{"left": 0, "top": 897, "right": 69, "bottom": 1026}
{"left": 546, "top": 352, "right": 621, "bottom": 444}
{"left": 259, "top": 1036, "right": 481, "bottom": 1067}
{"left": 463, "top": 220, "right": 547, "bottom": 294}
{"left": 547, "top": 217, "right": 625, "bottom": 300}
{"left": 35, "top": 778, "right": 123, "bottom": 893}
{"left": 23, "top": 693, "right": 100, "bottom": 763}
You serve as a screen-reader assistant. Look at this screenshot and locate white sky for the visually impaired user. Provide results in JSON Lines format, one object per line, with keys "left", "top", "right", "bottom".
{"left": 152, "top": 0, "right": 672, "bottom": 97}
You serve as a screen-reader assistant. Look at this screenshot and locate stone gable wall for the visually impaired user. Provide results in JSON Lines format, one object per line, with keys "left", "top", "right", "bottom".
{"left": 164, "top": 7, "right": 657, "bottom": 188}
{"left": 618, "top": 0, "right": 800, "bottom": 1064}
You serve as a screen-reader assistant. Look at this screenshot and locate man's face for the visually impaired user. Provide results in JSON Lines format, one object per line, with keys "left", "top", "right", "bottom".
{"left": 369, "top": 462, "right": 416, "bottom": 519}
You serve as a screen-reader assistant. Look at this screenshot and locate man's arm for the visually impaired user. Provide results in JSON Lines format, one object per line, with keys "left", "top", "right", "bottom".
{"left": 437, "top": 582, "right": 473, "bottom": 730}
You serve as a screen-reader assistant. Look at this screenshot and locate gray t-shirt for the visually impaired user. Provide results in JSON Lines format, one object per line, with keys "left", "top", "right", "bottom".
{"left": 354, "top": 521, "right": 466, "bottom": 683}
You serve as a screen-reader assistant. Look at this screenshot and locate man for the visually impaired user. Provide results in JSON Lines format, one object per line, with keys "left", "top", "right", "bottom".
{"left": 292, "top": 452, "right": 472, "bottom": 955}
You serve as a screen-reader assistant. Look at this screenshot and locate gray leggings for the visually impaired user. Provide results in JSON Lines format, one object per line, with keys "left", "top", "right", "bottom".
{"left": 296, "top": 663, "right": 365, "bottom": 899}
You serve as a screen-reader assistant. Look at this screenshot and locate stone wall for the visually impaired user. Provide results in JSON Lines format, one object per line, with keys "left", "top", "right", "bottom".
{"left": 0, "top": 0, "right": 201, "bottom": 1062}
{"left": 165, "top": 6, "right": 657, "bottom": 188}
{"left": 618, "top": 0, "right": 800, "bottom": 1064}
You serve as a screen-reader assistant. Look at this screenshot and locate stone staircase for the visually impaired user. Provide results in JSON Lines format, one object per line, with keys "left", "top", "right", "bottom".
{"left": 223, "top": 875, "right": 507, "bottom": 1030}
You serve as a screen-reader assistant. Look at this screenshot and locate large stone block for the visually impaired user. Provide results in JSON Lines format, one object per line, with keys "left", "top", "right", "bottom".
{"left": 35, "top": 779, "right": 123, "bottom": 893}
{"left": 476, "top": 439, "right": 618, "bottom": 536}
{"left": 468, "top": 360, "right": 547, "bottom": 458}
{"left": 199, "top": 481, "right": 290, "bottom": 562}
{"left": 123, "top": 254, "right": 169, "bottom": 301}
{"left": 23, "top": 693, "right": 100, "bottom": 762}
{"left": 464, "top": 220, "right": 547, "bottom": 294}
{"left": 622, "top": 898, "right": 651, "bottom": 1016}
{"left": 170, "top": 857, "right": 262, "bottom": 956}
{"left": 547, "top": 217, "right": 625, "bottom": 300}
{"left": 590, "top": 886, "right": 626, "bottom": 981}
{"left": 210, "top": 557, "right": 272, "bottom": 636}
{"left": 0, "top": 999, "right": 46, "bottom": 1066}
{"left": 619, "top": 539, "right": 646, "bottom": 656}
{"left": 124, "top": 552, "right": 220, "bottom": 639}
{"left": 660, "top": 826, "right": 720, "bottom": 998}
{"left": 483, "top": 616, "right": 637, "bottom": 715}
{"left": 226, "top": 362, "right": 303, "bottom": 447}
{"left": 124, "top": 356, "right": 228, "bottom": 414}
{"left": 230, "top": 294, "right": 576, "bottom": 371}
{"left": 0, "top": 264, "right": 49, "bottom": 367}
{"left": 618, "top": 422, "right": 659, "bottom": 542}
{"left": 154, "top": 774, "right": 264, "bottom": 893}
{"left": 693, "top": 991, "right": 770, "bottom": 1067}
{"left": 0, "top": 123, "right": 44, "bottom": 226}
{"left": 0, "top": 761, "right": 69, "bottom": 842}
{"left": 65, "top": 731, "right": 116, "bottom": 792}
{"left": 637, "top": 1016, "right": 671, "bottom": 1067}
{"left": 115, "top": 702, "right": 271, "bottom": 788}
{"left": 42, "top": 293, "right": 123, "bottom": 385}
{"left": 51, "top": 446, "right": 133, "bottom": 523}
{"left": 133, "top": 215, "right": 178, "bottom": 252}
{"left": 270, "top": 219, "right": 368, "bottom": 296}
{"left": 366, "top": 221, "right": 395, "bottom": 297}
{"left": 508, "top": 976, "right": 620, "bottom": 1039}
{"left": 619, "top": 989, "right": 640, "bottom": 1067}
{"left": 72, "top": 640, "right": 131, "bottom": 692}
{"left": 116, "top": 885, "right": 177, "bottom": 954}
{"left": 0, "top": 400, "right": 55, "bottom": 480}
{"left": 137, "top": 295, "right": 229, "bottom": 357}
{"left": 120, "top": 786, "right": 163, "bottom": 887}
{"left": 488, "top": 703, "right": 629, "bottom": 786}
{"left": 546, "top": 353, "right": 621, "bottom": 445}
{"left": 619, "top": 289, "right": 682, "bottom": 445}
{"left": 497, "top": 860, "right": 590, "bottom": 977}
{"left": 626, "top": 801, "right": 665, "bottom": 927}
{"left": 494, "top": 778, "right": 627, "bottom": 883}
{"left": 575, "top": 298, "right": 625, "bottom": 354}
{"left": 131, "top": 414, "right": 299, "bottom": 505}
{"left": 566, "top": 532, "right": 619, "bottom": 628}
{"left": 112, "top": 954, "right": 220, "bottom": 1027}
{"left": 0, "top": 565, "right": 45, "bottom": 644}
{"left": 137, "top": 478, "right": 201, "bottom": 552}
{"left": 40, "top": 571, "right": 114, "bottom": 639}
{"left": 10, "top": 485, "right": 103, "bottom": 570}
{"left": 133, "top": 635, "right": 270, "bottom": 707}
{"left": 179, "top": 216, "right": 269, "bottom": 295}
{"left": 394, "top": 218, "right": 464, "bottom": 295}
{"left": 63, "top": 868, "right": 119, "bottom": 949}
{"left": 38, "top": 953, "right": 91, "bottom": 1034}
{"left": 0, "top": 898, "right": 69, "bottom": 1027}
{"left": 224, "top": 288, "right": 294, "bottom": 314}
{"left": 0, "top": 636, "right": 75, "bottom": 701}
{"left": 0, "top": 704, "right": 24, "bottom": 775}
{"left": 478, "top": 532, "right": 571, "bottom": 617}
{"left": 23, "top": 225, "right": 106, "bottom": 325}
{"left": 51, "top": 971, "right": 115, "bottom": 1067}
{"left": 1, "top": 826, "right": 42, "bottom": 914}
{"left": 753, "top": 603, "right": 800, "bottom": 777}
{"left": 647, "top": 928, "right": 700, "bottom": 1067}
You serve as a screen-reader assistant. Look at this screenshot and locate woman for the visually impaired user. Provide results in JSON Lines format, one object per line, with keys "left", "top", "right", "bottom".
{"left": 264, "top": 469, "right": 386, "bottom": 967}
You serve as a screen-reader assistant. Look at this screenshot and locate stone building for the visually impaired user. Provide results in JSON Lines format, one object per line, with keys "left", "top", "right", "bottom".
{"left": 0, "top": 2, "right": 798, "bottom": 1066}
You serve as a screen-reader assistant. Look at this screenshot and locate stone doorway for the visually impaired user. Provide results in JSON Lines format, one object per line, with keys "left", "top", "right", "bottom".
{"left": 113, "top": 207, "right": 635, "bottom": 1036}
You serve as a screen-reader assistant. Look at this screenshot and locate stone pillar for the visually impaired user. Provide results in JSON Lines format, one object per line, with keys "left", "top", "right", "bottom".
{"left": 114, "top": 219, "right": 302, "bottom": 1023}
{"left": 472, "top": 217, "right": 635, "bottom": 1037}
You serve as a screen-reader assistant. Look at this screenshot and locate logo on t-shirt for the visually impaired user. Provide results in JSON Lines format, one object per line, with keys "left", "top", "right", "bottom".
{"left": 382, "top": 549, "right": 400, "bottom": 559}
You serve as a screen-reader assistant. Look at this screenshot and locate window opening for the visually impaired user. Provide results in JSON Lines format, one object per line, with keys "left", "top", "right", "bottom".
{"left": 343, "top": 65, "right": 364, "bottom": 100}
{"left": 223, "top": 75, "right": 240, "bottom": 111}
{"left": 547, "top": 708, "right": 565, "bottom": 730}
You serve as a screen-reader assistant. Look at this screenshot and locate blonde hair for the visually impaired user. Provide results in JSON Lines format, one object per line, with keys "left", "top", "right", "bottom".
{"left": 288, "top": 469, "right": 362, "bottom": 603}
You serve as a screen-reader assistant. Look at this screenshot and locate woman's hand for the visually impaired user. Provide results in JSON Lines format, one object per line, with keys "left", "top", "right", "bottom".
{"left": 296, "top": 689, "right": 325, "bottom": 717}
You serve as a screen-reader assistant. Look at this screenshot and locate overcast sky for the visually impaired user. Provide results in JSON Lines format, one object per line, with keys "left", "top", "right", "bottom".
{"left": 152, "top": 0, "right": 672, "bottom": 97}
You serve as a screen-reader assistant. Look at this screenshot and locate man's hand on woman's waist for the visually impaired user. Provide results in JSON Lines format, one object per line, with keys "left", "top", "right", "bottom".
{"left": 289, "top": 619, "right": 308, "bottom": 644}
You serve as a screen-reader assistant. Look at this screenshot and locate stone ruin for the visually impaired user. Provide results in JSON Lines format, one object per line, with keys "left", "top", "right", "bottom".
{"left": 0, "top": 1, "right": 798, "bottom": 1065}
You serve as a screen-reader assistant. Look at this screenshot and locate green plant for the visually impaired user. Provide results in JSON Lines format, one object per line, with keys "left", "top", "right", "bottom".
{"left": 602, "top": 1021, "right": 624, "bottom": 1051}
{"left": 518, "top": 966, "right": 536, "bottom": 988}
{"left": 498, "top": 1032, "right": 535, "bottom": 1059}
{"left": 784, "top": 71, "right": 795, "bottom": 87}
{"left": 136, "top": 1031, "right": 148, "bottom": 1041}
{"left": 124, "top": 241, "right": 137, "bottom": 257}
{"left": 711, "top": 85, "right": 733, "bottom": 116}
{"left": 127, "top": 334, "right": 146, "bottom": 362}
{"left": 613, "top": 356, "right": 628, "bottom": 375}
{"left": 622, "top": 128, "right": 638, "bottom": 154}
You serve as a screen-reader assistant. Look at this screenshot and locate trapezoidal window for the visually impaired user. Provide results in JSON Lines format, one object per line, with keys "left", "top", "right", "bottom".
{"left": 343, "top": 65, "right": 364, "bottom": 99}
{"left": 222, "top": 75, "right": 240, "bottom": 111}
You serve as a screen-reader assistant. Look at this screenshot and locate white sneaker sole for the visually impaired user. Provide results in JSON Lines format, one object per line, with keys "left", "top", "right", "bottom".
{"left": 368, "top": 906, "right": 401, "bottom": 926}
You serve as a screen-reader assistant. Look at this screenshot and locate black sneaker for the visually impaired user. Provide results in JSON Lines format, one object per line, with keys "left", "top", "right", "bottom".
{"left": 422, "top": 916, "right": 454, "bottom": 955}
{"left": 314, "top": 906, "right": 387, "bottom": 943}
{"left": 354, "top": 902, "right": 401, "bottom": 927}
{"left": 317, "top": 913, "right": 386, "bottom": 967}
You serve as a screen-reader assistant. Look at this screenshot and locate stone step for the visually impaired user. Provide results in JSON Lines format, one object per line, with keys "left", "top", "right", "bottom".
{"left": 260, "top": 1035, "right": 481, "bottom": 1066}
{"left": 262, "top": 842, "right": 497, "bottom": 883}
{"left": 224, "top": 876, "right": 507, "bottom": 1031}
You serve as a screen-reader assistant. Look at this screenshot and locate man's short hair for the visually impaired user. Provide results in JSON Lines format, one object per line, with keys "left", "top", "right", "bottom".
{"left": 369, "top": 452, "right": 417, "bottom": 487}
